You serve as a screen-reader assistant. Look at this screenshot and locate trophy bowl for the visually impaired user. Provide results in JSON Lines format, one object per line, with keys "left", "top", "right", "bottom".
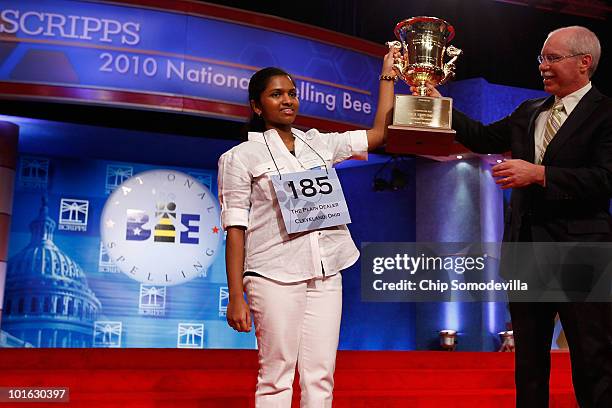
{"left": 391, "top": 16, "right": 461, "bottom": 96}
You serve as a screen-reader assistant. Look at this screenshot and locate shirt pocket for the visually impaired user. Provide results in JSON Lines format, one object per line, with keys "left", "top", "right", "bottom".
{"left": 322, "top": 151, "right": 334, "bottom": 169}
{"left": 300, "top": 150, "right": 333, "bottom": 170}
{"left": 251, "top": 160, "right": 283, "bottom": 200}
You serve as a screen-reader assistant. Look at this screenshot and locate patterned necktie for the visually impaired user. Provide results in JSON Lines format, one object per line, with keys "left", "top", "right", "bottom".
{"left": 539, "top": 100, "right": 565, "bottom": 164}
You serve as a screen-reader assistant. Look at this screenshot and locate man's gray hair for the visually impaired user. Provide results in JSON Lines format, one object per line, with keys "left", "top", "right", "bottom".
{"left": 548, "top": 26, "right": 601, "bottom": 78}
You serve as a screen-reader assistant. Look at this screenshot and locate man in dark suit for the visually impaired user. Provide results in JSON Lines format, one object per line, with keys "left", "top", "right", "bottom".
{"left": 419, "top": 26, "right": 612, "bottom": 407}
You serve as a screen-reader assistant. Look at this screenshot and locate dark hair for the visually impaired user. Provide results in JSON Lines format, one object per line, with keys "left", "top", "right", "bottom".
{"left": 242, "top": 67, "right": 296, "bottom": 138}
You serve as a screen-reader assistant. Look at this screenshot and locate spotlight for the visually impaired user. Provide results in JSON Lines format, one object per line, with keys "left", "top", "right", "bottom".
{"left": 456, "top": 155, "right": 463, "bottom": 160}
{"left": 439, "top": 329, "right": 457, "bottom": 351}
{"left": 372, "top": 156, "right": 409, "bottom": 192}
{"left": 498, "top": 330, "right": 515, "bottom": 352}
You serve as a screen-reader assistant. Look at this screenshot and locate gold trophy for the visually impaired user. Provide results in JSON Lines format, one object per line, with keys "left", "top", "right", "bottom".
{"left": 386, "top": 17, "right": 463, "bottom": 155}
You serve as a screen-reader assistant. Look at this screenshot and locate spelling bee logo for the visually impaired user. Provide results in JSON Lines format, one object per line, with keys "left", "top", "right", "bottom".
{"left": 100, "top": 169, "right": 221, "bottom": 286}
{"left": 125, "top": 201, "right": 205, "bottom": 245}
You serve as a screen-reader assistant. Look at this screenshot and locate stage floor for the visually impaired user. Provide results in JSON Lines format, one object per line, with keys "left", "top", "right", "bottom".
{"left": 0, "top": 349, "right": 576, "bottom": 407}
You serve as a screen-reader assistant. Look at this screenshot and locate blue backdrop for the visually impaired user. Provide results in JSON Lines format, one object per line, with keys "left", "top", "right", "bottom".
{"left": 1, "top": 77, "right": 551, "bottom": 350}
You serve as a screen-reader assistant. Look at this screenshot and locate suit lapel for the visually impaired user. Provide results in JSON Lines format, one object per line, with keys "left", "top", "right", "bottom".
{"left": 543, "top": 87, "right": 603, "bottom": 163}
{"left": 526, "top": 96, "right": 553, "bottom": 163}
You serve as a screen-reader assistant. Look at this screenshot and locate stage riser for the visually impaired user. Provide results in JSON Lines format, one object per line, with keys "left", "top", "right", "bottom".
{"left": 0, "top": 350, "right": 577, "bottom": 406}
{"left": 0, "top": 369, "right": 575, "bottom": 391}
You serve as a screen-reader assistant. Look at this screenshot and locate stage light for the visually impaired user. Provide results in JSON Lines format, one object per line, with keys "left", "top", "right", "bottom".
{"left": 496, "top": 159, "right": 503, "bottom": 163}
{"left": 439, "top": 329, "right": 457, "bottom": 351}
{"left": 372, "top": 156, "right": 409, "bottom": 191}
{"left": 456, "top": 155, "right": 463, "bottom": 159}
{"left": 498, "top": 330, "right": 515, "bottom": 352}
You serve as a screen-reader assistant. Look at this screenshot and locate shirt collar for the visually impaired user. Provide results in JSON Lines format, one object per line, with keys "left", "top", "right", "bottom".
{"left": 247, "top": 129, "right": 274, "bottom": 143}
{"left": 248, "top": 128, "right": 300, "bottom": 142}
{"left": 556, "top": 82, "right": 591, "bottom": 116}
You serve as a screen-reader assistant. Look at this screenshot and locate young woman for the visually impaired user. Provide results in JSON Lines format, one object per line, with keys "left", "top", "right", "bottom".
{"left": 217, "top": 48, "right": 398, "bottom": 407}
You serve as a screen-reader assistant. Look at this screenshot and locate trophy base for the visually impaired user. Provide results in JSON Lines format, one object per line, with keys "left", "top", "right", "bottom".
{"left": 386, "top": 125, "right": 467, "bottom": 156}
{"left": 393, "top": 94, "right": 452, "bottom": 129}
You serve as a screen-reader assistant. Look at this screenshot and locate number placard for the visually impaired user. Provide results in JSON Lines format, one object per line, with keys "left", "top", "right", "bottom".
{"left": 270, "top": 168, "right": 351, "bottom": 234}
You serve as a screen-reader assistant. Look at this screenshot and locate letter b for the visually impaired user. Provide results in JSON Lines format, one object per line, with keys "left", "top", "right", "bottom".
{"left": 126, "top": 209, "right": 151, "bottom": 241}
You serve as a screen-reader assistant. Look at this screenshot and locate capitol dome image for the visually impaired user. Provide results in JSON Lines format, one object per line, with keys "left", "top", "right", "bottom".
{"left": 2, "top": 197, "right": 101, "bottom": 347}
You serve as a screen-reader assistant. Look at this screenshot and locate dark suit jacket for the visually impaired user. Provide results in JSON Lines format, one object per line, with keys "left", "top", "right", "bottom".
{"left": 453, "top": 86, "right": 612, "bottom": 243}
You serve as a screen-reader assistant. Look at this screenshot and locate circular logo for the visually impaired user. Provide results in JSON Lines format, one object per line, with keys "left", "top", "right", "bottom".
{"left": 100, "top": 169, "right": 222, "bottom": 286}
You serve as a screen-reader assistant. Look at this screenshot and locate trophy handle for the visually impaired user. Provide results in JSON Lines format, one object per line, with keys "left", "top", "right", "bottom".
{"left": 440, "top": 45, "right": 463, "bottom": 85}
{"left": 385, "top": 40, "right": 406, "bottom": 75}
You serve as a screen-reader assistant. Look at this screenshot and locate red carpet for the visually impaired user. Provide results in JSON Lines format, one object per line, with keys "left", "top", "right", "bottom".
{"left": 0, "top": 349, "right": 576, "bottom": 407}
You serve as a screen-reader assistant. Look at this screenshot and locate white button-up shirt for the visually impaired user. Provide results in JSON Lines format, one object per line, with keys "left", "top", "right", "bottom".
{"left": 218, "top": 127, "right": 368, "bottom": 283}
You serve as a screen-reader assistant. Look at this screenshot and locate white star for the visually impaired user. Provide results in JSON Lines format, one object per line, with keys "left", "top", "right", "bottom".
{"left": 133, "top": 227, "right": 141, "bottom": 236}
{"left": 105, "top": 219, "right": 115, "bottom": 228}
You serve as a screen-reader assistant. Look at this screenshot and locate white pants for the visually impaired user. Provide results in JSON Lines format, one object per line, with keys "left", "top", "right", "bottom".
{"left": 243, "top": 273, "right": 343, "bottom": 408}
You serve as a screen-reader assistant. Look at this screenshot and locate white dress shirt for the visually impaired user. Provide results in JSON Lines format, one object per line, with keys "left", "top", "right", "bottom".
{"left": 218, "top": 127, "right": 368, "bottom": 283}
{"left": 534, "top": 82, "right": 592, "bottom": 163}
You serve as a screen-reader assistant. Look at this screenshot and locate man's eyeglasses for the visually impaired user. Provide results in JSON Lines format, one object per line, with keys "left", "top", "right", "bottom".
{"left": 537, "top": 53, "right": 586, "bottom": 65}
